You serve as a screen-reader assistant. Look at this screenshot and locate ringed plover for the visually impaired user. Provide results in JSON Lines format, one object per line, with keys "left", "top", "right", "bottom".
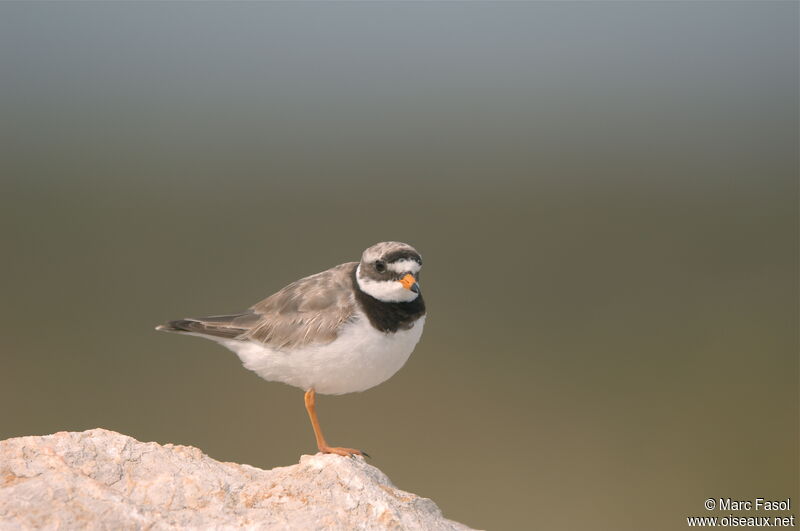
{"left": 157, "top": 241, "right": 425, "bottom": 457}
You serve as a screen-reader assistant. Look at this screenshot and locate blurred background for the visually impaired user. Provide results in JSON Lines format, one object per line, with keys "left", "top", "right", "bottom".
{"left": 1, "top": 2, "right": 797, "bottom": 530}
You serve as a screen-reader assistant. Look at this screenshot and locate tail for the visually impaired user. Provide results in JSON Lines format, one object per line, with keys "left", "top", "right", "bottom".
{"left": 155, "top": 319, "right": 205, "bottom": 334}
{"left": 155, "top": 313, "right": 255, "bottom": 340}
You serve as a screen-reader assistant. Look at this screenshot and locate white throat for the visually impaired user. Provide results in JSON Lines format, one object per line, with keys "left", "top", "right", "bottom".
{"left": 356, "top": 264, "right": 420, "bottom": 303}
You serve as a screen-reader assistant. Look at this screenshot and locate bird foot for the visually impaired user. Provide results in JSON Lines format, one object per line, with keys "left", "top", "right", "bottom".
{"left": 319, "top": 445, "right": 369, "bottom": 458}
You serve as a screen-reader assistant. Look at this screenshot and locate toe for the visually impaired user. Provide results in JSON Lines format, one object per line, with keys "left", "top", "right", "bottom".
{"left": 321, "top": 446, "right": 364, "bottom": 457}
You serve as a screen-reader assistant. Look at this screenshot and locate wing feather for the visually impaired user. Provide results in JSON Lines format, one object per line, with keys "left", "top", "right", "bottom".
{"left": 244, "top": 262, "right": 358, "bottom": 350}
{"left": 156, "top": 313, "right": 258, "bottom": 339}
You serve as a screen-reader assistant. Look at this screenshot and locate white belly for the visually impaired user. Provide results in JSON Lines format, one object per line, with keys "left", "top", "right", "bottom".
{"left": 219, "top": 314, "right": 425, "bottom": 395}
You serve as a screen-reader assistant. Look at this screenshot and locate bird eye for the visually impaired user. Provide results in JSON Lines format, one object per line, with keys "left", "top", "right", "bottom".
{"left": 374, "top": 260, "right": 386, "bottom": 273}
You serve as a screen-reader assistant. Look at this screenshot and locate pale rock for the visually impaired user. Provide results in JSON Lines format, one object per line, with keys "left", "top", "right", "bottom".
{"left": 0, "top": 429, "right": 474, "bottom": 530}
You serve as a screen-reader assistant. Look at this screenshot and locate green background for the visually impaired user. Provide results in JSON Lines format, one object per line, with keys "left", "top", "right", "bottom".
{"left": 1, "top": 3, "right": 797, "bottom": 529}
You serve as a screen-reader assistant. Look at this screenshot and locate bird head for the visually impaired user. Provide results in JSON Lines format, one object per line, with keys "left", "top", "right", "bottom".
{"left": 356, "top": 241, "right": 422, "bottom": 303}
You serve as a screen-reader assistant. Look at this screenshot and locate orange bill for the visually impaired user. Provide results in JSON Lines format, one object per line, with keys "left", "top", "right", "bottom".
{"left": 399, "top": 273, "right": 418, "bottom": 291}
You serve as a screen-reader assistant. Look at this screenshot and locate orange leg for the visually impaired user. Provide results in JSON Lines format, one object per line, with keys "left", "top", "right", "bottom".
{"left": 303, "top": 389, "right": 367, "bottom": 457}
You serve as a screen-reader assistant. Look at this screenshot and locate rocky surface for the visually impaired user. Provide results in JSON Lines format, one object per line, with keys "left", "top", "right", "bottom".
{"left": 0, "top": 429, "right": 473, "bottom": 530}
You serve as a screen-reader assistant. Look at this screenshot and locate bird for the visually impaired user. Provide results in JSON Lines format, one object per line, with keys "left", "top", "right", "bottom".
{"left": 156, "top": 241, "right": 426, "bottom": 457}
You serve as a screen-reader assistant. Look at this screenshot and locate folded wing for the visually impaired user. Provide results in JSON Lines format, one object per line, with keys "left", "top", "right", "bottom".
{"left": 157, "top": 263, "right": 358, "bottom": 351}
{"left": 245, "top": 263, "right": 357, "bottom": 349}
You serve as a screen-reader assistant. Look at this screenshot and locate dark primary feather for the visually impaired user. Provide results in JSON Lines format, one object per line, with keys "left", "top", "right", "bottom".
{"left": 156, "top": 313, "right": 257, "bottom": 339}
